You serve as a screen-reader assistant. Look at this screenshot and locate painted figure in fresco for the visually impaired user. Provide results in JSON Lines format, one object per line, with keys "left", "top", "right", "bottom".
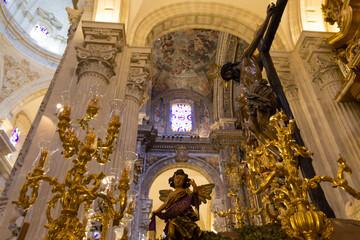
{"left": 221, "top": 3, "right": 277, "bottom": 143}
{"left": 149, "top": 169, "right": 214, "bottom": 240}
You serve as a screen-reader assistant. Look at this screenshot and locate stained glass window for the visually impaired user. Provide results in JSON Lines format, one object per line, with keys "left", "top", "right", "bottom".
{"left": 171, "top": 103, "right": 192, "bottom": 132}
{"left": 30, "top": 24, "right": 50, "bottom": 46}
{"left": 10, "top": 127, "right": 20, "bottom": 146}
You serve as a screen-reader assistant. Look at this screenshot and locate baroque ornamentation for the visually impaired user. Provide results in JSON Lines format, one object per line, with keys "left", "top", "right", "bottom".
{"left": 321, "top": 0, "right": 343, "bottom": 27}
{"left": 322, "top": 0, "right": 360, "bottom": 101}
{"left": 1, "top": 56, "right": 40, "bottom": 101}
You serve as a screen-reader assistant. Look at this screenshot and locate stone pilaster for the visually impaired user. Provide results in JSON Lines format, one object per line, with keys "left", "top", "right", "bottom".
{"left": 133, "top": 198, "right": 152, "bottom": 239}
{"left": 301, "top": 35, "right": 360, "bottom": 185}
{"left": 290, "top": 32, "right": 360, "bottom": 218}
{"left": 209, "top": 130, "right": 246, "bottom": 226}
{"left": 115, "top": 48, "right": 151, "bottom": 163}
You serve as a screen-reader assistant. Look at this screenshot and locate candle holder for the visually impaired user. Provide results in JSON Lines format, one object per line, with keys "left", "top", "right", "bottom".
{"left": 13, "top": 92, "right": 133, "bottom": 240}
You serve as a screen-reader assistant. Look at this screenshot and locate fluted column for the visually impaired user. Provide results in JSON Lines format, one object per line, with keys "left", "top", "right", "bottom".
{"left": 289, "top": 31, "right": 360, "bottom": 218}
{"left": 303, "top": 35, "right": 360, "bottom": 187}
{"left": 113, "top": 48, "right": 151, "bottom": 170}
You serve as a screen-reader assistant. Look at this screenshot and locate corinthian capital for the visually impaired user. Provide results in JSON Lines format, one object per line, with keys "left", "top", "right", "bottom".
{"left": 125, "top": 48, "right": 151, "bottom": 106}
{"left": 75, "top": 21, "right": 125, "bottom": 84}
{"left": 298, "top": 34, "right": 341, "bottom": 92}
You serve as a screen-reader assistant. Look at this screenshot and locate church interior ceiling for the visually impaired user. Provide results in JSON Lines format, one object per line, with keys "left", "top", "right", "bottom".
{"left": 151, "top": 29, "right": 219, "bottom": 98}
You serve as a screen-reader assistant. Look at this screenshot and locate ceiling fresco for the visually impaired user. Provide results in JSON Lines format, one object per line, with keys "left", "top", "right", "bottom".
{"left": 152, "top": 29, "right": 219, "bottom": 76}
{"left": 151, "top": 29, "right": 220, "bottom": 98}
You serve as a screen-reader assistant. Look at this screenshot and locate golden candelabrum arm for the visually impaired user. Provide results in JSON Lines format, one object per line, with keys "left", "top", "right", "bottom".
{"left": 13, "top": 173, "right": 61, "bottom": 210}
{"left": 94, "top": 123, "right": 121, "bottom": 165}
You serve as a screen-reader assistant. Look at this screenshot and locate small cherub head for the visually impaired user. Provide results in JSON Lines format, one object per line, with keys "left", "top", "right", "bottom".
{"left": 168, "top": 169, "right": 191, "bottom": 189}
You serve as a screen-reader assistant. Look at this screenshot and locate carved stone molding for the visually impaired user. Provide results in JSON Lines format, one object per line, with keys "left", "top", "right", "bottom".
{"left": 299, "top": 36, "right": 332, "bottom": 61}
{"left": 66, "top": 7, "right": 82, "bottom": 41}
{"left": 299, "top": 36, "right": 341, "bottom": 93}
{"left": 1, "top": 56, "right": 40, "bottom": 101}
{"left": 126, "top": 50, "right": 151, "bottom": 106}
{"left": 272, "top": 55, "right": 298, "bottom": 101}
{"left": 209, "top": 129, "right": 246, "bottom": 150}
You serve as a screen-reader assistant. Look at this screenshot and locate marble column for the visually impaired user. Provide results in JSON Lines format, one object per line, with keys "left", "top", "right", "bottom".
{"left": 0, "top": 19, "right": 126, "bottom": 239}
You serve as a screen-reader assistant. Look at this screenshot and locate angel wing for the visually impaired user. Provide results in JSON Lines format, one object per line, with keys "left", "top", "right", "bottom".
{"left": 197, "top": 183, "right": 215, "bottom": 204}
{"left": 159, "top": 189, "right": 173, "bottom": 202}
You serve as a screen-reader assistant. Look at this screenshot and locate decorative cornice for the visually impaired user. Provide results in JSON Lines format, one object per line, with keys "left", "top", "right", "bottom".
{"left": 299, "top": 36, "right": 332, "bottom": 61}
{"left": 298, "top": 36, "right": 341, "bottom": 92}
{"left": 209, "top": 129, "right": 246, "bottom": 150}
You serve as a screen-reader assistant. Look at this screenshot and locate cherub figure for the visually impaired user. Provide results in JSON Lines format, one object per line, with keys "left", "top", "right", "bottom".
{"left": 149, "top": 169, "right": 214, "bottom": 240}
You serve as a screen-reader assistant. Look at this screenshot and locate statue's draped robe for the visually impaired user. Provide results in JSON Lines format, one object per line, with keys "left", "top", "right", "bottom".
{"left": 150, "top": 190, "right": 202, "bottom": 239}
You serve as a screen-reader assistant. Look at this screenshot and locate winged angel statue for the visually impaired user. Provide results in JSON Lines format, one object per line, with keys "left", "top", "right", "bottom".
{"left": 149, "top": 169, "right": 215, "bottom": 240}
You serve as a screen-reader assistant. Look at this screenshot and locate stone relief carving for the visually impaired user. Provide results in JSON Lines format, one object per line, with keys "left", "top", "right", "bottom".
{"left": 36, "top": 8, "right": 62, "bottom": 29}
{"left": 299, "top": 37, "right": 341, "bottom": 92}
{"left": 272, "top": 55, "right": 298, "bottom": 100}
{"left": 66, "top": 7, "right": 82, "bottom": 41}
{"left": 145, "top": 155, "right": 164, "bottom": 169}
{"left": 299, "top": 37, "right": 331, "bottom": 60}
{"left": 174, "top": 146, "right": 189, "bottom": 162}
{"left": 0, "top": 56, "right": 40, "bottom": 101}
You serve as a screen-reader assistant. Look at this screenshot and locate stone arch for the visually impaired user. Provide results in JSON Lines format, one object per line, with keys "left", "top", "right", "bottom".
{"left": 129, "top": 2, "right": 287, "bottom": 51}
{"left": 0, "top": 83, "right": 48, "bottom": 118}
{"left": 141, "top": 155, "right": 225, "bottom": 200}
{"left": 134, "top": 155, "right": 226, "bottom": 237}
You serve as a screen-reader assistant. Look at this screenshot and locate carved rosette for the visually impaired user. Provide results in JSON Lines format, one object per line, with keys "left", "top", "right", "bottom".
{"left": 126, "top": 51, "right": 151, "bottom": 106}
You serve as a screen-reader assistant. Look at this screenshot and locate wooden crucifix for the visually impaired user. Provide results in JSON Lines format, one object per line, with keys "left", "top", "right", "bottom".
{"left": 221, "top": 0, "right": 335, "bottom": 218}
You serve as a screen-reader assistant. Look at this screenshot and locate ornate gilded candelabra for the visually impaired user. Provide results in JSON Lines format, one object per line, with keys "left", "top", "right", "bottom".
{"left": 215, "top": 146, "right": 264, "bottom": 228}
{"left": 215, "top": 188, "right": 264, "bottom": 228}
{"left": 246, "top": 111, "right": 360, "bottom": 240}
{"left": 13, "top": 89, "right": 136, "bottom": 240}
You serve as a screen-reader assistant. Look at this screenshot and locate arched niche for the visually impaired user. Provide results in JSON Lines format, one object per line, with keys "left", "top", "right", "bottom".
{"left": 136, "top": 156, "right": 226, "bottom": 238}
